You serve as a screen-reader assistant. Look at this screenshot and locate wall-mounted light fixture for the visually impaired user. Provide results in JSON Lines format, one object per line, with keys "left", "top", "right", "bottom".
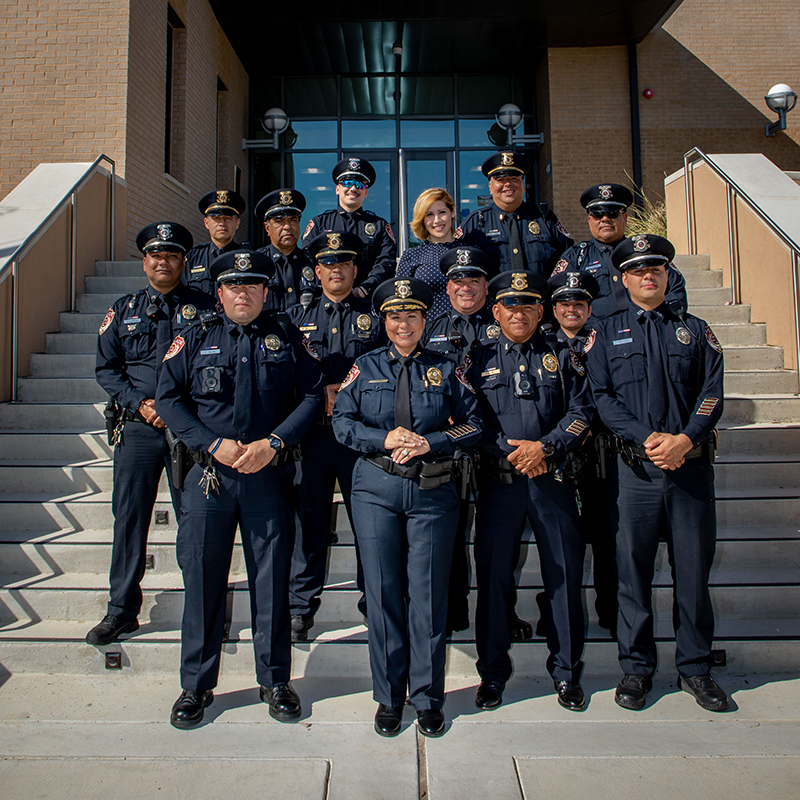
{"left": 765, "top": 84, "right": 797, "bottom": 137}
{"left": 242, "top": 107, "right": 291, "bottom": 150}
{"left": 495, "top": 103, "right": 544, "bottom": 147}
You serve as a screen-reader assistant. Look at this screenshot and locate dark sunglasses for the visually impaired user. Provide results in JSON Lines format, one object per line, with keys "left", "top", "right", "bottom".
{"left": 588, "top": 209, "right": 622, "bottom": 220}
{"left": 339, "top": 179, "right": 367, "bottom": 190}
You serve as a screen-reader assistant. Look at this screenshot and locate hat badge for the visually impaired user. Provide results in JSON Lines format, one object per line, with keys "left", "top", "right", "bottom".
{"left": 456, "top": 249, "right": 471, "bottom": 266}
{"left": 279, "top": 191, "right": 292, "bottom": 205}
{"left": 632, "top": 235, "right": 650, "bottom": 253}
{"left": 395, "top": 280, "right": 412, "bottom": 299}
{"left": 327, "top": 233, "right": 341, "bottom": 250}
{"left": 511, "top": 273, "right": 528, "bottom": 291}
{"left": 217, "top": 190, "right": 229, "bottom": 204}
{"left": 157, "top": 224, "right": 172, "bottom": 240}
{"left": 348, "top": 158, "right": 360, "bottom": 171}
{"left": 567, "top": 273, "right": 579, "bottom": 288}
{"left": 501, "top": 152, "right": 514, "bottom": 167}
{"left": 234, "top": 253, "right": 251, "bottom": 270}
{"left": 599, "top": 185, "right": 612, "bottom": 200}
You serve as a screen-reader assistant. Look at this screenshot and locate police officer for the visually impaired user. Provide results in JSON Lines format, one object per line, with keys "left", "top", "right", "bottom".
{"left": 552, "top": 183, "right": 687, "bottom": 320}
{"left": 287, "top": 231, "right": 385, "bottom": 640}
{"left": 86, "top": 222, "right": 212, "bottom": 646}
{"left": 467, "top": 270, "right": 593, "bottom": 712}
{"left": 184, "top": 189, "right": 246, "bottom": 297}
{"left": 254, "top": 188, "right": 318, "bottom": 312}
{"left": 332, "top": 277, "right": 482, "bottom": 738}
{"left": 156, "top": 250, "right": 323, "bottom": 729}
{"left": 302, "top": 157, "right": 397, "bottom": 298}
{"left": 457, "top": 151, "right": 572, "bottom": 276}
{"left": 585, "top": 234, "right": 729, "bottom": 712}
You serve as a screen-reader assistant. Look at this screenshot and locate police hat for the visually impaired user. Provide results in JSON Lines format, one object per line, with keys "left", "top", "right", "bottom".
{"left": 372, "top": 278, "right": 434, "bottom": 316}
{"left": 489, "top": 270, "right": 548, "bottom": 306}
{"left": 548, "top": 270, "right": 599, "bottom": 303}
{"left": 580, "top": 183, "right": 633, "bottom": 212}
{"left": 198, "top": 189, "right": 246, "bottom": 217}
{"left": 210, "top": 249, "right": 274, "bottom": 284}
{"left": 611, "top": 234, "right": 675, "bottom": 272}
{"left": 332, "top": 157, "right": 376, "bottom": 187}
{"left": 439, "top": 246, "right": 495, "bottom": 280}
{"left": 255, "top": 189, "right": 306, "bottom": 221}
{"left": 136, "top": 222, "right": 193, "bottom": 255}
{"left": 481, "top": 151, "right": 530, "bottom": 179}
{"left": 306, "top": 231, "right": 362, "bottom": 265}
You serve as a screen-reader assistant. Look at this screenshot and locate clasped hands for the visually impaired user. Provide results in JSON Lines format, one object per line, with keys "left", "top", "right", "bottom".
{"left": 384, "top": 426, "right": 430, "bottom": 465}
{"left": 643, "top": 431, "right": 693, "bottom": 470}
{"left": 507, "top": 439, "right": 548, "bottom": 478}
{"left": 210, "top": 438, "right": 278, "bottom": 473}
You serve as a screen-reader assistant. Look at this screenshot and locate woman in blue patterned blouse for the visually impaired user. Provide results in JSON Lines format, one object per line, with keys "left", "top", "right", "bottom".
{"left": 396, "top": 188, "right": 457, "bottom": 320}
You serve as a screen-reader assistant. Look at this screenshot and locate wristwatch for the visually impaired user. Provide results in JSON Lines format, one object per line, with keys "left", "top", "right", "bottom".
{"left": 268, "top": 434, "right": 284, "bottom": 453}
{"left": 540, "top": 439, "right": 555, "bottom": 458}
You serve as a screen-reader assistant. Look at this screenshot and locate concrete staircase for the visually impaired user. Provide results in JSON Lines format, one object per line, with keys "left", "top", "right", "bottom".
{"left": 0, "top": 255, "right": 799, "bottom": 680}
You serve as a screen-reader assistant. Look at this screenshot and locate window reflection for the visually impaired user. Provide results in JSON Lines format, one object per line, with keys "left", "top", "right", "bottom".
{"left": 289, "top": 152, "right": 339, "bottom": 221}
{"left": 400, "top": 120, "right": 454, "bottom": 148}
{"left": 458, "top": 150, "right": 496, "bottom": 222}
{"left": 342, "top": 119, "right": 396, "bottom": 148}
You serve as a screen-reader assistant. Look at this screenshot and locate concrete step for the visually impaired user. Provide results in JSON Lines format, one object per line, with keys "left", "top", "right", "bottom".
{"left": 16, "top": 378, "right": 107, "bottom": 403}
{"left": 59, "top": 312, "right": 104, "bottom": 333}
{"left": 724, "top": 370, "right": 799, "bottom": 395}
{"left": 717, "top": 424, "right": 800, "bottom": 456}
{"left": 721, "top": 396, "right": 800, "bottom": 425}
{"left": 85, "top": 276, "right": 148, "bottom": 295}
{"left": 687, "top": 286, "right": 733, "bottom": 305}
{"left": 45, "top": 332, "right": 96, "bottom": 354}
{"left": 28, "top": 353, "right": 95, "bottom": 378}
{"left": 0, "top": 402, "right": 105, "bottom": 431}
{"left": 713, "top": 323, "right": 767, "bottom": 347}
{"left": 76, "top": 294, "right": 122, "bottom": 313}
{"left": 723, "top": 346, "right": 785, "bottom": 371}
{"left": 683, "top": 270, "right": 723, "bottom": 288}
{"left": 692, "top": 304, "right": 751, "bottom": 324}
{"left": 94, "top": 260, "right": 143, "bottom": 277}
{"left": 672, "top": 254, "right": 710, "bottom": 272}
{"left": 0, "top": 433, "right": 111, "bottom": 462}
{"left": 714, "top": 462, "right": 800, "bottom": 491}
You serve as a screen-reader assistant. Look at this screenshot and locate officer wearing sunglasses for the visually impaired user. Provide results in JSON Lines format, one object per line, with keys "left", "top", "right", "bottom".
{"left": 302, "top": 157, "right": 397, "bottom": 300}
{"left": 551, "top": 183, "right": 687, "bottom": 320}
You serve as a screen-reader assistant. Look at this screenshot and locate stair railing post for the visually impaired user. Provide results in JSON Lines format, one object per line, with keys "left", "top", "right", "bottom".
{"left": 726, "top": 184, "right": 741, "bottom": 305}
{"left": 793, "top": 250, "right": 800, "bottom": 396}
{"left": 70, "top": 191, "right": 78, "bottom": 313}
{"left": 683, "top": 152, "right": 696, "bottom": 255}
{"left": 11, "top": 259, "right": 19, "bottom": 403}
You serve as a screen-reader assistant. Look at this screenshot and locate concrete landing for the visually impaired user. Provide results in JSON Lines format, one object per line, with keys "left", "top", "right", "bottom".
{"left": 1, "top": 671, "right": 798, "bottom": 800}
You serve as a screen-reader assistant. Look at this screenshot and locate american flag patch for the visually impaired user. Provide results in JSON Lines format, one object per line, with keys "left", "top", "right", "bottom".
{"left": 566, "top": 419, "right": 588, "bottom": 436}
{"left": 697, "top": 397, "right": 719, "bottom": 416}
{"left": 446, "top": 423, "right": 478, "bottom": 440}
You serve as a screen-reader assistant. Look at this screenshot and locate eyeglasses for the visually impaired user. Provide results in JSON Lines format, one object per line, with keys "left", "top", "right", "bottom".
{"left": 588, "top": 209, "right": 622, "bottom": 220}
{"left": 492, "top": 175, "right": 523, "bottom": 184}
{"left": 339, "top": 179, "right": 367, "bottom": 190}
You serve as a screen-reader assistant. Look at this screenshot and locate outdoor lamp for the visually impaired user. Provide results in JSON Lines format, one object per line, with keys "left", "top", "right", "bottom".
{"left": 765, "top": 84, "right": 797, "bottom": 136}
{"left": 261, "top": 107, "right": 290, "bottom": 149}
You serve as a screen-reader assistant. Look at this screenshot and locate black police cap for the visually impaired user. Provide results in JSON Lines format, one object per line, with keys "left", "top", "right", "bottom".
{"left": 481, "top": 151, "right": 531, "bottom": 179}
{"left": 306, "top": 231, "right": 362, "bottom": 265}
{"left": 136, "top": 222, "right": 193, "bottom": 255}
{"left": 439, "top": 246, "right": 495, "bottom": 280}
{"left": 580, "top": 183, "right": 633, "bottom": 211}
{"left": 489, "top": 270, "right": 549, "bottom": 306}
{"left": 372, "top": 278, "right": 434, "bottom": 316}
{"left": 548, "top": 270, "right": 599, "bottom": 303}
{"left": 198, "top": 189, "right": 246, "bottom": 217}
{"left": 255, "top": 189, "right": 306, "bottom": 221}
{"left": 210, "top": 249, "right": 274, "bottom": 284}
{"left": 332, "top": 157, "right": 376, "bottom": 187}
{"left": 611, "top": 234, "right": 675, "bottom": 272}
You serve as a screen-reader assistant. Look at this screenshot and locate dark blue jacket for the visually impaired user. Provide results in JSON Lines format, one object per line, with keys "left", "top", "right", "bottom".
{"left": 183, "top": 240, "right": 242, "bottom": 298}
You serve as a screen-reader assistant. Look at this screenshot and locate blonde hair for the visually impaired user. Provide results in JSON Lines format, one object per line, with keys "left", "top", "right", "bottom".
{"left": 410, "top": 188, "right": 455, "bottom": 240}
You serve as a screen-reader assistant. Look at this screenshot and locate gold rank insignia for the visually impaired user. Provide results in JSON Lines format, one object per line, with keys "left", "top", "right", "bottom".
{"left": 356, "top": 314, "right": 372, "bottom": 331}
{"left": 676, "top": 327, "right": 692, "bottom": 345}
{"left": 487, "top": 324, "right": 501, "bottom": 338}
{"left": 235, "top": 253, "right": 251, "bottom": 270}
{"left": 528, "top": 221, "right": 541, "bottom": 235}
{"left": 327, "top": 233, "right": 341, "bottom": 250}
{"left": 632, "top": 234, "right": 650, "bottom": 252}
{"left": 279, "top": 191, "right": 292, "bottom": 205}
{"left": 396, "top": 280, "right": 411, "bottom": 298}
{"left": 501, "top": 152, "right": 513, "bottom": 166}
{"left": 543, "top": 353, "right": 559, "bottom": 373}
{"left": 426, "top": 367, "right": 443, "bottom": 386}
{"left": 511, "top": 273, "right": 528, "bottom": 291}
{"left": 264, "top": 334, "right": 281, "bottom": 351}
{"left": 217, "top": 190, "right": 229, "bottom": 204}
{"left": 364, "top": 222, "right": 376, "bottom": 236}
{"left": 181, "top": 304, "right": 197, "bottom": 320}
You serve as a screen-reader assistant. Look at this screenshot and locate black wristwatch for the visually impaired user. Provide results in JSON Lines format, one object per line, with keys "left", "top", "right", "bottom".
{"left": 540, "top": 439, "right": 555, "bottom": 458}
{"left": 268, "top": 434, "right": 284, "bottom": 453}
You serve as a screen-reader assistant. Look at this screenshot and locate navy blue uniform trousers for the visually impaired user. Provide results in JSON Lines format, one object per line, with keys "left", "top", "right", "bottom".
{"left": 351, "top": 459, "right": 459, "bottom": 710}
{"left": 611, "top": 455, "right": 717, "bottom": 678}
{"left": 177, "top": 462, "right": 295, "bottom": 692}
{"left": 108, "top": 421, "right": 180, "bottom": 620}
{"left": 474, "top": 471, "right": 585, "bottom": 684}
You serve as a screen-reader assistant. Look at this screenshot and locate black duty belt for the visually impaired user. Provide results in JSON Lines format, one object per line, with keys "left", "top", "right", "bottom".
{"left": 478, "top": 451, "right": 517, "bottom": 485}
{"left": 618, "top": 438, "right": 715, "bottom": 466}
{"left": 362, "top": 453, "right": 454, "bottom": 490}
{"left": 317, "top": 415, "right": 334, "bottom": 427}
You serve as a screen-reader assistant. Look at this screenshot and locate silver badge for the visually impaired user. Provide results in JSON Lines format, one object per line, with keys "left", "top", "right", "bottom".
{"left": 396, "top": 280, "right": 412, "bottom": 299}
{"left": 264, "top": 335, "right": 281, "bottom": 351}
{"left": 157, "top": 223, "right": 172, "bottom": 240}
{"left": 456, "top": 249, "right": 471, "bottom": 266}
{"left": 567, "top": 273, "right": 580, "bottom": 288}
{"left": 599, "top": 184, "right": 612, "bottom": 200}
{"left": 235, "top": 253, "right": 251, "bottom": 270}
{"left": 181, "top": 304, "right": 197, "bottom": 320}
{"left": 364, "top": 222, "right": 376, "bottom": 236}
{"left": 302, "top": 266, "right": 315, "bottom": 282}
{"left": 632, "top": 235, "right": 650, "bottom": 253}
{"left": 487, "top": 324, "right": 501, "bottom": 338}
{"left": 676, "top": 327, "right": 692, "bottom": 345}
{"left": 348, "top": 158, "right": 360, "bottom": 171}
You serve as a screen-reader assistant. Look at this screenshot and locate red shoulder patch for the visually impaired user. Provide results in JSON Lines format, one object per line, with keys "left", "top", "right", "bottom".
{"left": 455, "top": 360, "right": 475, "bottom": 394}
{"left": 583, "top": 329, "right": 597, "bottom": 354}
{"left": 302, "top": 219, "right": 315, "bottom": 240}
{"left": 385, "top": 223, "right": 395, "bottom": 243}
{"left": 99, "top": 308, "right": 114, "bottom": 335}
{"left": 302, "top": 334, "right": 320, "bottom": 360}
{"left": 340, "top": 363, "right": 360, "bottom": 390}
{"left": 163, "top": 335, "right": 185, "bottom": 361}
{"left": 556, "top": 221, "right": 571, "bottom": 238}
{"left": 551, "top": 259, "right": 569, "bottom": 276}
{"left": 454, "top": 227, "right": 464, "bottom": 240}
{"left": 705, "top": 325, "right": 722, "bottom": 353}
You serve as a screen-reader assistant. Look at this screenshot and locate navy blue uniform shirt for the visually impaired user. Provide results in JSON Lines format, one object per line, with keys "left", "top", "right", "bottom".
{"left": 423, "top": 306, "right": 500, "bottom": 364}
{"left": 554, "top": 238, "right": 688, "bottom": 319}
{"left": 585, "top": 302, "right": 724, "bottom": 446}
{"left": 303, "top": 207, "right": 397, "bottom": 295}
{"left": 156, "top": 312, "right": 323, "bottom": 451}
{"left": 96, "top": 284, "right": 213, "bottom": 415}
{"left": 258, "top": 242, "right": 317, "bottom": 312}
{"left": 332, "top": 346, "right": 482, "bottom": 456}
{"left": 467, "top": 332, "right": 593, "bottom": 461}
{"left": 457, "top": 201, "right": 572, "bottom": 277}
{"left": 183, "top": 240, "right": 242, "bottom": 298}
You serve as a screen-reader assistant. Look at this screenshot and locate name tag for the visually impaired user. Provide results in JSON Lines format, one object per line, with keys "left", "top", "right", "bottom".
{"left": 429, "top": 335, "right": 447, "bottom": 343}
{"left": 200, "top": 347, "right": 220, "bottom": 355}
{"left": 481, "top": 367, "right": 501, "bottom": 377}
{"left": 368, "top": 379, "right": 389, "bottom": 384}
{"left": 123, "top": 317, "right": 141, "bottom": 325}
{"left": 612, "top": 338, "right": 633, "bottom": 346}
{"left": 299, "top": 325, "right": 317, "bottom": 332}
{"left": 190, "top": 266, "right": 205, "bottom": 274}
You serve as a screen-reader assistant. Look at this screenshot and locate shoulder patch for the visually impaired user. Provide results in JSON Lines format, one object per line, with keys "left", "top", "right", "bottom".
{"left": 455, "top": 359, "right": 475, "bottom": 394}
{"left": 385, "top": 223, "right": 395, "bottom": 243}
{"left": 303, "top": 219, "right": 315, "bottom": 240}
{"left": 340, "top": 363, "right": 360, "bottom": 390}
{"left": 163, "top": 335, "right": 185, "bottom": 361}
{"left": 583, "top": 329, "right": 597, "bottom": 354}
{"left": 556, "top": 221, "right": 571, "bottom": 238}
{"left": 569, "top": 349, "right": 586, "bottom": 376}
{"left": 99, "top": 308, "right": 114, "bottom": 335}
{"left": 552, "top": 259, "right": 568, "bottom": 276}
{"left": 705, "top": 325, "right": 723, "bottom": 353}
{"left": 302, "top": 334, "right": 320, "bottom": 360}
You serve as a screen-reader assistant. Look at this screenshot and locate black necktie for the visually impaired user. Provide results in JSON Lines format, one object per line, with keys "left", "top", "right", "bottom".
{"left": 155, "top": 295, "right": 172, "bottom": 380}
{"left": 233, "top": 325, "right": 254, "bottom": 437}
{"left": 644, "top": 311, "right": 667, "bottom": 429}
{"left": 329, "top": 303, "right": 343, "bottom": 355}
{"left": 506, "top": 213, "right": 525, "bottom": 271}
{"left": 394, "top": 356, "right": 413, "bottom": 430}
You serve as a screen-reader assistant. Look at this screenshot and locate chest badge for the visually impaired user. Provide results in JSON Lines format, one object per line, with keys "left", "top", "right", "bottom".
{"left": 364, "top": 222, "right": 376, "bottom": 236}
{"left": 676, "top": 327, "right": 692, "bottom": 345}
{"left": 356, "top": 314, "right": 372, "bottom": 331}
{"left": 181, "top": 304, "right": 197, "bottom": 320}
{"left": 264, "top": 334, "right": 281, "bottom": 351}
{"left": 486, "top": 324, "right": 501, "bottom": 338}
{"left": 302, "top": 266, "right": 316, "bottom": 282}
{"left": 543, "top": 353, "right": 559, "bottom": 373}
{"left": 426, "top": 367, "right": 443, "bottom": 387}
{"left": 528, "top": 220, "right": 541, "bottom": 235}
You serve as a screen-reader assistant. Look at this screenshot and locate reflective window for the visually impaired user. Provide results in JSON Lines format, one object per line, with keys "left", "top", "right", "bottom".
{"left": 405, "top": 158, "right": 448, "bottom": 244}
{"left": 286, "top": 120, "right": 338, "bottom": 150}
{"left": 457, "top": 119, "right": 494, "bottom": 147}
{"left": 457, "top": 75, "right": 511, "bottom": 115}
{"left": 342, "top": 119, "right": 396, "bottom": 148}
{"left": 400, "top": 120, "right": 455, "bottom": 149}
{"left": 458, "top": 150, "right": 496, "bottom": 222}
{"left": 289, "top": 152, "right": 339, "bottom": 221}
{"left": 286, "top": 78, "right": 337, "bottom": 117}
{"left": 361, "top": 158, "right": 394, "bottom": 223}
{"left": 400, "top": 76, "right": 454, "bottom": 116}
{"left": 341, "top": 76, "right": 396, "bottom": 116}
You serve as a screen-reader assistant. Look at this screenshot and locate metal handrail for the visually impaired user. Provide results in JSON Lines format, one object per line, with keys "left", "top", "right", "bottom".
{"left": 1, "top": 154, "right": 115, "bottom": 402}
{"left": 683, "top": 147, "right": 800, "bottom": 393}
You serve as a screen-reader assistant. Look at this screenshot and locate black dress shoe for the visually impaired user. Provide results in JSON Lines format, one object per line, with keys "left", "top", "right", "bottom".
{"left": 290, "top": 614, "right": 314, "bottom": 643}
{"left": 554, "top": 680, "right": 586, "bottom": 711}
{"left": 260, "top": 682, "right": 302, "bottom": 721}
{"left": 615, "top": 674, "right": 652, "bottom": 710}
{"left": 475, "top": 680, "right": 504, "bottom": 710}
{"left": 510, "top": 616, "right": 533, "bottom": 642}
{"left": 170, "top": 689, "right": 213, "bottom": 729}
{"left": 85, "top": 614, "right": 139, "bottom": 646}
{"left": 374, "top": 703, "right": 403, "bottom": 737}
{"left": 417, "top": 709, "right": 445, "bottom": 737}
{"left": 678, "top": 674, "right": 729, "bottom": 712}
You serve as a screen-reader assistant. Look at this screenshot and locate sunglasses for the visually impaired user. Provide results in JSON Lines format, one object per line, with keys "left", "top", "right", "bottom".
{"left": 339, "top": 179, "right": 367, "bottom": 190}
{"left": 588, "top": 209, "right": 622, "bottom": 220}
